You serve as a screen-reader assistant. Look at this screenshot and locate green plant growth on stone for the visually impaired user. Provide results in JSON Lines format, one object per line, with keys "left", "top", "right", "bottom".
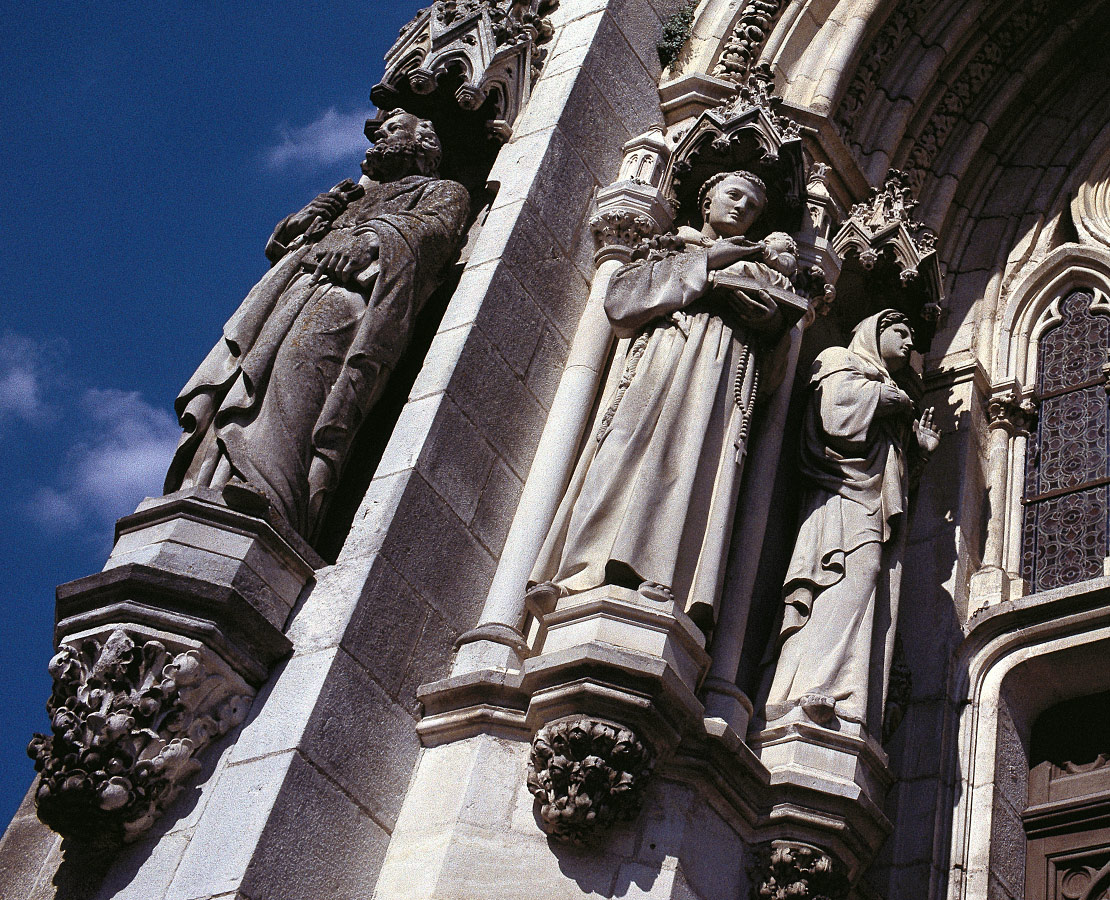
{"left": 658, "top": 2, "right": 697, "bottom": 70}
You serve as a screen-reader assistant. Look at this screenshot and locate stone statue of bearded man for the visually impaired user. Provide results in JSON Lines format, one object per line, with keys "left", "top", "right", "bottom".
{"left": 165, "top": 110, "right": 470, "bottom": 540}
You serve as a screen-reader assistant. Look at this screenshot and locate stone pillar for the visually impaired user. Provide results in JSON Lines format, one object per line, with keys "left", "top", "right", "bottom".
{"left": 969, "top": 385, "right": 1035, "bottom": 611}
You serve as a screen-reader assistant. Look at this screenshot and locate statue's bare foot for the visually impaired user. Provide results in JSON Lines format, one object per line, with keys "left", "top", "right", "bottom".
{"left": 638, "top": 581, "right": 674, "bottom": 603}
{"left": 799, "top": 693, "right": 837, "bottom": 725}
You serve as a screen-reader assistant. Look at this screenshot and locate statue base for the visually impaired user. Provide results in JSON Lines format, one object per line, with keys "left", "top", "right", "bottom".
{"left": 56, "top": 487, "right": 322, "bottom": 683}
{"left": 750, "top": 711, "right": 894, "bottom": 872}
{"left": 535, "top": 585, "right": 711, "bottom": 694}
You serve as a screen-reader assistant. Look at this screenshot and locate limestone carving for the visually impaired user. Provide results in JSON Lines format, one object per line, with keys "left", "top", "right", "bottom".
{"left": 903, "top": 1, "right": 1048, "bottom": 193}
{"left": 1073, "top": 142, "right": 1110, "bottom": 249}
{"left": 751, "top": 841, "right": 849, "bottom": 900}
{"left": 763, "top": 311, "right": 939, "bottom": 731}
{"left": 589, "top": 210, "right": 657, "bottom": 253}
{"left": 987, "top": 388, "right": 1037, "bottom": 436}
{"left": 526, "top": 718, "right": 653, "bottom": 844}
{"left": 28, "top": 628, "right": 252, "bottom": 844}
{"left": 833, "top": 170, "right": 942, "bottom": 326}
{"left": 164, "top": 110, "right": 470, "bottom": 540}
{"left": 835, "top": 0, "right": 930, "bottom": 146}
{"left": 711, "top": 0, "right": 786, "bottom": 83}
{"left": 373, "top": 0, "right": 557, "bottom": 139}
{"left": 530, "top": 170, "right": 805, "bottom": 632}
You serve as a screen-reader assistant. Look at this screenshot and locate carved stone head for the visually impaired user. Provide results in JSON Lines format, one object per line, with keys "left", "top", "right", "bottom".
{"left": 698, "top": 170, "right": 768, "bottom": 239}
{"left": 362, "top": 108, "right": 443, "bottom": 181}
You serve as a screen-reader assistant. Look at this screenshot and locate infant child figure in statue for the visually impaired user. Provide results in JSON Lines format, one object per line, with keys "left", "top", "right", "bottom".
{"left": 529, "top": 170, "right": 801, "bottom": 634}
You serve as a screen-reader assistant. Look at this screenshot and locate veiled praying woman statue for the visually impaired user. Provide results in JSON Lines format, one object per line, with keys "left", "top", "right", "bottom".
{"left": 529, "top": 171, "right": 801, "bottom": 633}
{"left": 762, "top": 310, "right": 939, "bottom": 732}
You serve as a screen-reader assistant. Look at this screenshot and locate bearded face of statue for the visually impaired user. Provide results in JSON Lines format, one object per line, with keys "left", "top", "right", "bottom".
{"left": 362, "top": 111, "right": 443, "bottom": 181}
{"left": 702, "top": 174, "right": 767, "bottom": 239}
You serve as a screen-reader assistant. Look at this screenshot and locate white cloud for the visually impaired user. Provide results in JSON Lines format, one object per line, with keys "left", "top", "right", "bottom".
{"left": 25, "top": 389, "right": 180, "bottom": 532}
{"left": 0, "top": 332, "right": 65, "bottom": 428}
{"left": 266, "top": 106, "right": 373, "bottom": 170}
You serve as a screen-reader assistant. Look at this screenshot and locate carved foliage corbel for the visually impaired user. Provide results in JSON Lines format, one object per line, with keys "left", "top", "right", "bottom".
{"left": 526, "top": 717, "right": 653, "bottom": 844}
{"left": 750, "top": 841, "right": 850, "bottom": 900}
{"left": 28, "top": 628, "right": 252, "bottom": 845}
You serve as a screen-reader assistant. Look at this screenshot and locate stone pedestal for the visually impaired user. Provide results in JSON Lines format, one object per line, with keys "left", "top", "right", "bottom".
{"left": 538, "top": 586, "right": 710, "bottom": 695}
{"left": 752, "top": 713, "right": 893, "bottom": 877}
{"left": 27, "top": 488, "right": 320, "bottom": 849}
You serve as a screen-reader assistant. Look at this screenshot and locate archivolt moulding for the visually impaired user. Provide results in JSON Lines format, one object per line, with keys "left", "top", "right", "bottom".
{"left": 947, "top": 581, "right": 1110, "bottom": 900}
{"left": 1072, "top": 140, "right": 1110, "bottom": 250}
{"left": 994, "top": 243, "right": 1110, "bottom": 388}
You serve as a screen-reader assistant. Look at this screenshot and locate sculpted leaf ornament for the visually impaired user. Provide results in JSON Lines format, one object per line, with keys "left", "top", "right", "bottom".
{"left": 526, "top": 718, "right": 653, "bottom": 844}
{"left": 28, "top": 628, "right": 252, "bottom": 844}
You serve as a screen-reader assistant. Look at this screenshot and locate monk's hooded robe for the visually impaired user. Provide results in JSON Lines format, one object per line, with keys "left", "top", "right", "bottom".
{"left": 763, "top": 310, "right": 922, "bottom": 730}
{"left": 530, "top": 227, "right": 792, "bottom": 631}
{"left": 165, "top": 174, "right": 469, "bottom": 539}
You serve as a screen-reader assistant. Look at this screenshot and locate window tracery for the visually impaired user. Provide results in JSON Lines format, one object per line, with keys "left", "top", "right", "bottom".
{"left": 1021, "top": 290, "right": 1110, "bottom": 592}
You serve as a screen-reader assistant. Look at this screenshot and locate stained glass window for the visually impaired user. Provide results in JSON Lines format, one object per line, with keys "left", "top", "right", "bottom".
{"left": 1021, "top": 290, "right": 1110, "bottom": 592}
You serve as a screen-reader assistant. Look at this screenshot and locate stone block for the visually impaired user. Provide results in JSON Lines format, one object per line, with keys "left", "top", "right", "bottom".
{"left": 554, "top": 68, "right": 632, "bottom": 183}
{"left": 992, "top": 701, "right": 1028, "bottom": 812}
{"left": 0, "top": 790, "right": 57, "bottom": 900}
{"left": 615, "top": 861, "right": 705, "bottom": 900}
{"left": 301, "top": 648, "right": 420, "bottom": 830}
{"left": 540, "top": 586, "right": 710, "bottom": 692}
{"left": 399, "top": 606, "right": 460, "bottom": 710}
{"left": 582, "top": 13, "right": 664, "bottom": 138}
{"left": 488, "top": 126, "right": 559, "bottom": 211}
{"left": 471, "top": 458, "right": 525, "bottom": 558}
{"left": 676, "top": 804, "right": 747, "bottom": 900}
{"left": 375, "top": 393, "right": 444, "bottom": 480}
{"left": 379, "top": 472, "right": 496, "bottom": 631}
{"left": 100, "top": 830, "right": 191, "bottom": 900}
{"left": 889, "top": 777, "right": 940, "bottom": 866}
{"left": 512, "top": 64, "right": 586, "bottom": 141}
{"left": 468, "top": 200, "right": 527, "bottom": 270}
{"left": 228, "top": 648, "right": 337, "bottom": 765}
{"left": 542, "top": 10, "right": 606, "bottom": 79}
{"left": 447, "top": 327, "right": 545, "bottom": 480}
{"left": 988, "top": 792, "right": 1026, "bottom": 899}
{"left": 454, "top": 735, "right": 526, "bottom": 830}
{"left": 238, "top": 753, "right": 391, "bottom": 900}
{"left": 894, "top": 700, "right": 948, "bottom": 779}
{"left": 409, "top": 323, "right": 471, "bottom": 403}
{"left": 501, "top": 128, "right": 598, "bottom": 265}
{"left": 165, "top": 751, "right": 295, "bottom": 900}
{"left": 884, "top": 862, "right": 934, "bottom": 900}
{"left": 474, "top": 264, "right": 548, "bottom": 378}
{"left": 418, "top": 394, "right": 498, "bottom": 525}
{"left": 526, "top": 323, "right": 570, "bottom": 410}
{"left": 607, "top": 0, "right": 664, "bottom": 78}
{"left": 341, "top": 557, "right": 429, "bottom": 699}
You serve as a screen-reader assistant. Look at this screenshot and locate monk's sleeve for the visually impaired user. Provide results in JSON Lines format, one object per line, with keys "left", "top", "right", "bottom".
{"left": 604, "top": 246, "right": 710, "bottom": 338}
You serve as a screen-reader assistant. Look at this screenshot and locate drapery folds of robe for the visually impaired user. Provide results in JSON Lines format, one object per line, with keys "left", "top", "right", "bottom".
{"left": 764, "top": 310, "right": 921, "bottom": 730}
{"left": 164, "top": 174, "right": 470, "bottom": 539}
{"left": 530, "top": 228, "right": 790, "bottom": 631}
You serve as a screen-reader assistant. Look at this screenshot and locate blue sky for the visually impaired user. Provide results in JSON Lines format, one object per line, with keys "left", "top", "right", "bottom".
{"left": 0, "top": 0, "right": 426, "bottom": 826}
